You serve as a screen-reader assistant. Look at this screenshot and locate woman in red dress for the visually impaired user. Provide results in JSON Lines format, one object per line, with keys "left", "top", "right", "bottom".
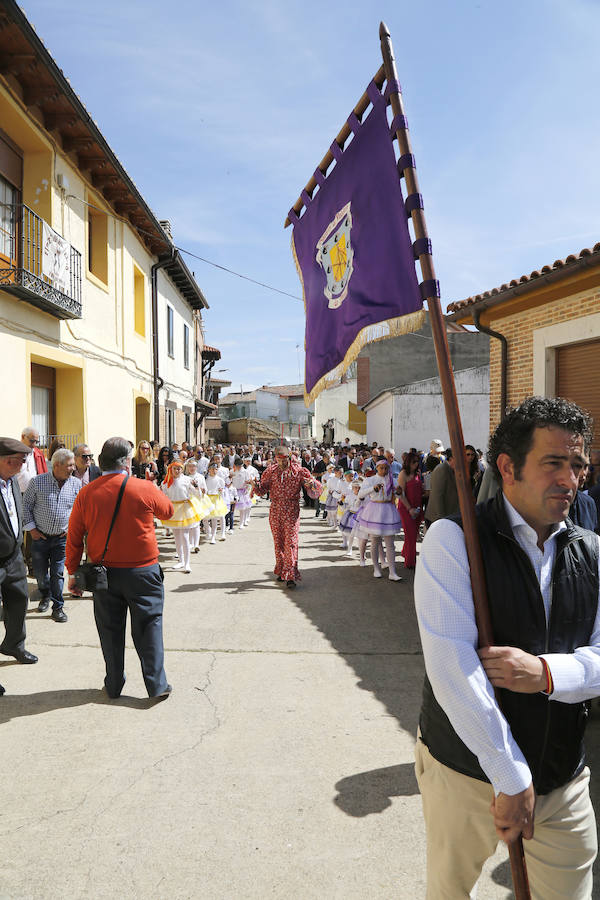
{"left": 397, "top": 450, "right": 424, "bottom": 570}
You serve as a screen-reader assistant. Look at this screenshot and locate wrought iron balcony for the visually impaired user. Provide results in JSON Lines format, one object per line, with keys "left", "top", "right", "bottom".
{"left": 0, "top": 204, "right": 82, "bottom": 319}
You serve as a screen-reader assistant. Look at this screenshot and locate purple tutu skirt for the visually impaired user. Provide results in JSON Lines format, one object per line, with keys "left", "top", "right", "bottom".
{"left": 339, "top": 510, "right": 358, "bottom": 533}
{"left": 355, "top": 499, "right": 402, "bottom": 537}
{"left": 325, "top": 493, "right": 339, "bottom": 511}
{"left": 236, "top": 486, "right": 252, "bottom": 510}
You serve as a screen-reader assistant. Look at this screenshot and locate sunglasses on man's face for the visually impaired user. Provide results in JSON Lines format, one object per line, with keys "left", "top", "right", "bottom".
{"left": 79, "top": 454, "right": 94, "bottom": 460}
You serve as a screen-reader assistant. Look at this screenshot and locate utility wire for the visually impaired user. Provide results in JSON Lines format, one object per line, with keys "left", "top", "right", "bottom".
{"left": 4, "top": 197, "right": 304, "bottom": 301}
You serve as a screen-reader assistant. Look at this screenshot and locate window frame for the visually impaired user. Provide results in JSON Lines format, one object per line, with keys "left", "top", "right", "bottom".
{"left": 167, "top": 305, "right": 174, "bottom": 358}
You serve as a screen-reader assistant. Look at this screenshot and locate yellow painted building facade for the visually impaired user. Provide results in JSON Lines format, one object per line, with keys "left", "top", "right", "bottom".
{"left": 0, "top": 2, "right": 208, "bottom": 453}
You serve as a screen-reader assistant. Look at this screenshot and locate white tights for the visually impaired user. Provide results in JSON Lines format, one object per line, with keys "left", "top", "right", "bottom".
{"left": 239, "top": 507, "right": 250, "bottom": 527}
{"left": 372, "top": 535, "right": 397, "bottom": 578}
{"left": 174, "top": 527, "right": 191, "bottom": 570}
{"left": 209, "top": 517, "right": 226, "bottom": 541}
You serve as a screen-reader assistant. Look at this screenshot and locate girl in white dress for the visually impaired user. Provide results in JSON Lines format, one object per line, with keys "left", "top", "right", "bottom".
{"left": 355, "top": 460, "right": 403, "bottom": 581}
{"left": 160, "top": 460, "right": 206, "bottom": 572}
{"left": 324, "top": 466, "right": 343, "bottom": 528}
{"left": 338, "top": 474, "right": 360, "bottom": 553}
{"left": 231, "top": 458, "right": 254, "bottom": 528}
{"left": 184, "top": 459, "right": 210, "bottom": 551}
{"left": 205, "top": 461, "right": 228, "bottom": 543}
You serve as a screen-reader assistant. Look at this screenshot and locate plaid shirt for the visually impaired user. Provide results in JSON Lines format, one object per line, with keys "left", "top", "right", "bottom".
{"left": 23, "top": 472, "right": 81, "bottom": 536}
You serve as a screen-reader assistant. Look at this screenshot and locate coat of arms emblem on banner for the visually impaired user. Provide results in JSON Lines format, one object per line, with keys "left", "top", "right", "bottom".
{"left": 315, "top": 202, "right": 354, "bottom": 309}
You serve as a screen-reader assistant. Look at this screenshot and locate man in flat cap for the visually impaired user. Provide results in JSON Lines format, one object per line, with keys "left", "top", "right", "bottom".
{"left": 0, "top": 438, "right": 39, "bottom": 692}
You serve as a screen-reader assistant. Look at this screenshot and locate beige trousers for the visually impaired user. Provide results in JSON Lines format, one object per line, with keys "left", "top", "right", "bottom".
{"left": 415, "top": 737, "right": 597, "bottom": 899}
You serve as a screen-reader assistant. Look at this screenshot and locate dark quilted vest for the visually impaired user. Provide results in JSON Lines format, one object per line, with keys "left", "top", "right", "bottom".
{"left": 419, "top": 491, "right": 599, "bottom": 795}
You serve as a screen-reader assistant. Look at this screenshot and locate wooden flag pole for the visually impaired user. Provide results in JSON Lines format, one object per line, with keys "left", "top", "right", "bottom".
{"left": 378, "top": 22, "right": 531, "bottom": 900}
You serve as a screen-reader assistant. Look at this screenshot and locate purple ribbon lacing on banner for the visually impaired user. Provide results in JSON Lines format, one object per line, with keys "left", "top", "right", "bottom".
{"left": 347, "top": 111, "right": 361, "bottom": 135}
{"left": 413, "top": 237, "right": 432, "bottom": 259}
{"left": 329, "top": 140, "right": 343, "bottom": 162}
{"left": 390, "top": 114, "right": 409, "bottom": 136}
{"left": 313, "top": 168, "right": 326, "bottom": 187}
{"left": 405, "top": 193, "right": 424, "bottom": 214}
{"left": 385, "top": 78, "right": 402, "bottom": 98}
{"left": 367, "top": 80, "right": 383, "bottom": 105}
{"left": 397, "top": 153, "right": 415, "bottom": 175}
{"left": 420, "top": 279, "right": 441, "bottom": 300}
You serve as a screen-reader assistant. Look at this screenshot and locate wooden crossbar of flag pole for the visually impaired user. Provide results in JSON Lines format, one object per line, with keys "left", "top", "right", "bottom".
{"left": 378, "top": 21, "right": 531, "bottom": 900}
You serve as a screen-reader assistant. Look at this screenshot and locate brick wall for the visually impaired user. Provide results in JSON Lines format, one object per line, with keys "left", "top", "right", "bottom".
{"left": 357, "top": 356, "right": 370, "bottom": 407}
{"left": 488, "top": 291, "right": 600, "bottom": 432}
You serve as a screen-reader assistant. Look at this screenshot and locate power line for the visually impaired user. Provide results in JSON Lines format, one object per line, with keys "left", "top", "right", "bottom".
{"left": 61, "top": 196, "right": 304, "bottom": 302}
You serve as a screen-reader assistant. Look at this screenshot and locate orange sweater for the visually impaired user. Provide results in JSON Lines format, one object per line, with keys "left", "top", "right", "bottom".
{"left": 66, "top": 473, "right": 174, "bottom": 572}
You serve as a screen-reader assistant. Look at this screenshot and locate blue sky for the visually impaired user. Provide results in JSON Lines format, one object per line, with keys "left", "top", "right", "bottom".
{"left": 23, "top": 0, "right": 600, "bottom": 391}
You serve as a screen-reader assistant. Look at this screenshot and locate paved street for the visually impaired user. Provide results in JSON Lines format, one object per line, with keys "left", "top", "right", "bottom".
{"left": 5, "top": 501, "right": 600, "bottom": 898}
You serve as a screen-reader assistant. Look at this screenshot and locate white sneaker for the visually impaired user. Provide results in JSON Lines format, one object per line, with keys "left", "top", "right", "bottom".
{"left": 218, "top": 535, "right": 226, "bottom": 541}
{"left": 173, "top": 562, "right": 185, "bottom": 570}
{"left": 373, "top": 570, "right": 383, "bottom": 578}
{"left": 184, "top": 568, "right": 191, "bottom": 574}
{"left": 345, "top": 551, "right": 354, "bottom": 558}
{"left": 228, "top": 528, "right": 234, "bottom": 534}
{"left": 210, "top": 538, "right": 216, "bottom": 545}
{"left": 389, "top": 573, "right": 403, "bottom": 582}
{"left": 359, "top": 558, "right": 366, "bottom": 567}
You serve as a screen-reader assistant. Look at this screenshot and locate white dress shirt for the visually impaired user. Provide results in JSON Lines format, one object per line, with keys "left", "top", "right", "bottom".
{"left": 0, "top": 477, "right": 20, "bottom": 538}
{"left": 16, "top": 452, "right": 37, "bottom": 494}
{"left": 414, "top": 495, "right": 600, "bottom": 796}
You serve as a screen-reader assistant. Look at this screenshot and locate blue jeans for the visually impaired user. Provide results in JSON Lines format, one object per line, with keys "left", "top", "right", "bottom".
{"left": 31, "top": 533, "right": 66, "bottom": 609}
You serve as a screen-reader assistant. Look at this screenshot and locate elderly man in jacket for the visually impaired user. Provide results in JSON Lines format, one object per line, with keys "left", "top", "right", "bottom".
{"left": 0, "top": 437, "right": 39, "bottom": 689}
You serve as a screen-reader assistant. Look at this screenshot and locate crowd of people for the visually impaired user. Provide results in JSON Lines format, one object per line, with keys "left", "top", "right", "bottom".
{"left": 4, "top": 397, "right": 600, "bottom": 896}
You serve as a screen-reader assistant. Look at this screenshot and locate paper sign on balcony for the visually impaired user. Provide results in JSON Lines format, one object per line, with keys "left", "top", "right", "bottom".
{"left": 42, "top": 222, "right": 70, "bottom": 295}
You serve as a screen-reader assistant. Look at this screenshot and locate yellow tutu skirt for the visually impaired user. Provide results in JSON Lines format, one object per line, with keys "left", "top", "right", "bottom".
{"left": 205, "top": 493, "right": 228, "bottom": 518}
{"left": 319, "top": 486, "right": 328, "bottom": 504}
{"left": 161, "top": 495, "right": 207, "bottom": 528}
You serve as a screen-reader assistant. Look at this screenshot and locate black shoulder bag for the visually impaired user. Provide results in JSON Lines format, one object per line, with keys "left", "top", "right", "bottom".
{"left": 74, "top": 475, "right": 129, "bottom": 592}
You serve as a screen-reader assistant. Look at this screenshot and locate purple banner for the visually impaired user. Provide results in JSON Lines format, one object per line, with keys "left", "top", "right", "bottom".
{"left": 291, "top": 86, "right": 423, "bottom": 400}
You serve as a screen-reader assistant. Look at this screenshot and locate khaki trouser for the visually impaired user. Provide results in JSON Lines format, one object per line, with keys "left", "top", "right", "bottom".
{"left": 415, "top": 737, "right": 597, "bottom": 899}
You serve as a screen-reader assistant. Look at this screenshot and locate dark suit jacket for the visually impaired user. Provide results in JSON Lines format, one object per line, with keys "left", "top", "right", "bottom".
{"left": 571, "top": 490, "right": 599, "bottom": 534}
{"left": 0, "top": 478, "right": 23, "bottom": 561}
{"left": 89, "top": 465, "right": 102, "bottom": 482}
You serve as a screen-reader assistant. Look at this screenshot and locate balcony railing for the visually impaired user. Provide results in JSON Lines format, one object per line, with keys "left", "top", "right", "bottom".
{"left": 0, "top": 204, "right": 82, "bottom": 319}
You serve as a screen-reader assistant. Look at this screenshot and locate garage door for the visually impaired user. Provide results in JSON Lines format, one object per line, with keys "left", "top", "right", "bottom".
{"left": 556, "top": 338, "right": 600, "bottom": 449}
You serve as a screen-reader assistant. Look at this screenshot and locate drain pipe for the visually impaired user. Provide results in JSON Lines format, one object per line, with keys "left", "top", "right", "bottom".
{"left": 151, "top": 250, "right": 176, "bottom": 442}
{"left": 472, "top": 308, "right": 508, "bottom": 421}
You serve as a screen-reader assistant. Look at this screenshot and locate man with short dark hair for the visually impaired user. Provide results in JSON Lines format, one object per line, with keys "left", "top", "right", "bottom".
{"left": 415, "top": 396, "right": 600, "bottom": 898}
{"left": 24, "top": 448, "right": 80, "bottom": 622}
{"left": 0, "top": 437, "right": 39, "bottom": 683}
{"left": 423, "top": 447, "right": 458, "bottom": 526}
{"left": 66, "top": 437, "right": 174, "bottom": 699}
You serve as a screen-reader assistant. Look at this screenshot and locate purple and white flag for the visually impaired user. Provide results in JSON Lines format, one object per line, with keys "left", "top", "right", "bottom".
{"left": 288, "top": 80, "right": 425, "bottom": 403}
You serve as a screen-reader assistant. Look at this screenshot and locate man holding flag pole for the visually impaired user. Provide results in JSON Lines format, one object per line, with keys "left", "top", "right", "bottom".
{"left": 286, "top": 21, "right": 600, "bottom": 899}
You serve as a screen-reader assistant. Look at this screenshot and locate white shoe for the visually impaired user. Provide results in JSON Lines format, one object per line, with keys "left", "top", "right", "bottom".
{"left": 228, "top": 528, "right": 234, "bottom": 534}
{"left": 373, "top": 570, "right": 383, "bottom": 578}
{"left": 210, "top": 538, "right": 216, "bottom": 545}
{"left": 381, "top": 562, "right": 389, "bottom": 569}
{"left": 218, "top": 535, "right": 226, "bottom": 541}
{"left": 345, "top": 551, "right": 354, "bottom": 558}
{"left": 389, "top": 573, "right": 402, "bottom": 582}
{"left": 359, "top": 558, "right": 366, "bottom": 567}
{"left": 173, "top": 562, "right": 185, "bottom": 570}
{"left": 183, "top": 568, "right": 191, "bottom": 574}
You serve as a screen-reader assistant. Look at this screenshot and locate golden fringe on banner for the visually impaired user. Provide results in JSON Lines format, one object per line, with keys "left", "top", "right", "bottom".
{"left": 303, "top": 309, "right": 426, "bottom": 405}
{"left": 292, "top": 232, "right": 427, "bottom": 406}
